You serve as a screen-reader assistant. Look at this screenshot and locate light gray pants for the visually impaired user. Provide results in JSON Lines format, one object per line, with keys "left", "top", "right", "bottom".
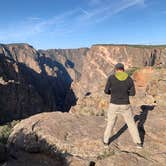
{"left": 104, "top": 103, "right": 141, "bottom": 144}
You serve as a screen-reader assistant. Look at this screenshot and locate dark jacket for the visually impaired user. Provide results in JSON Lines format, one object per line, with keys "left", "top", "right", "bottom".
{"left": 104, "top": 71, "right": 135, "bottom": 104}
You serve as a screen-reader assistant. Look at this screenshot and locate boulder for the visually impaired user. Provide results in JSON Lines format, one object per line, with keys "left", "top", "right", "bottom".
{"left": 8, "top": 112, "right": 106, "bottom": 158}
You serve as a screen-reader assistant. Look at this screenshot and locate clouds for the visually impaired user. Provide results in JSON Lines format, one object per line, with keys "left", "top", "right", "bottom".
{"left": 79, "top": 0, "right": 145, "bottom": 23}
{"left": 88, "top": 0, "right": 145, "bottom": 7}
{"left": 0, "top": 0, "right": 146, "bottom": 47}
{"left": 0, "top": 9, "right": 79, "bottom": 42}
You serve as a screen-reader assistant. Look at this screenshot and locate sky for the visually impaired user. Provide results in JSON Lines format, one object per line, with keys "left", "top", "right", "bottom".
{"left": 0, "top": 0, "right": 166, "bottom": 49}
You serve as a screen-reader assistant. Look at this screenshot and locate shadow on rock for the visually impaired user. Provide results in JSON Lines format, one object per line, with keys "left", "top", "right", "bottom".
{"left": 0, "top": 53, "right": 77, "bottom": 124}
{"left": 38, "top": 55, "right": 78, "bottom": 112}
{"left": 0, "top": 143, "right": 8, "bottom": 164}
{"left": 6, "top": 133, "right": 69, "bottom": 166}
{"left": 137, "top": 105, "right": 155, "bottom": 144}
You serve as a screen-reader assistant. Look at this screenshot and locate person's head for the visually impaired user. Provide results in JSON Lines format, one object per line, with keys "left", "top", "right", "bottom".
{"left": 114, "top": 63, "right": 124, "bottom": 72}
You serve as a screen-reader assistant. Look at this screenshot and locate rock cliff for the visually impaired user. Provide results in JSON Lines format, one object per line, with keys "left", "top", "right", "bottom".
{"left": 74, "top": 45, "right": 166, "bottom": 97}
{"left": 0, "top": 52, "right": 45, "bottom": 123}
{"left": 38, "top": 48, "right": 89, "bottom": 112}
{"left": 1, "top": 43, "right": 166, "bottom": 121}
{"left": 39, "top": 48, "right": 89, "bottom": 81}
{"left": 0, "top": 44, "right": 88, "bottom": 123}
{"left": 71, "top": 45, "right": 166, "bottom": 115}
{"left": 0, "top": 44, "right": 60, "bottom": 123}
{"left": 1, "top": 43, "right": 166, "bottom": 120}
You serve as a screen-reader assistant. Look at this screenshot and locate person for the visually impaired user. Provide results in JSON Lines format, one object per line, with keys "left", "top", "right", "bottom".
{"left": 103, "top": 63, "right": 142, "bottom": 148}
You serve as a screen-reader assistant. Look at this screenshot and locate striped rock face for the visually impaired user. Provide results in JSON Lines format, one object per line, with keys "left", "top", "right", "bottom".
{"left": 73, "top": 45, "right": 166, "bottom": 98}
{"left": 71, "top": 45, "right": 166, "bottom": 115}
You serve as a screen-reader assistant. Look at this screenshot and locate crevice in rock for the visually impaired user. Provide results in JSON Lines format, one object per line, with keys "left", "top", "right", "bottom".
{"left": 121, "top": 150, "right": 147, "bottom": 159}
{"left": 32, "top": 120, "right": 41, "bottom": 131}
{"left": 120, "top": 150, "right": 158, "bottom": 163}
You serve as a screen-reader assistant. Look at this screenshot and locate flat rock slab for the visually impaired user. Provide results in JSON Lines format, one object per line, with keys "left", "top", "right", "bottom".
{"left": 7, "top": 108, "right": 166, "bottom": 166}
{"left": 8, "top": 112, "right": 106, "bottom": 159}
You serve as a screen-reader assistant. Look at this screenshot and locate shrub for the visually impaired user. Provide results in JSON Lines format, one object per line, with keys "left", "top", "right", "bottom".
{"left": 0, "top": 120, "right": 19, "bottom": 144}
{"left": 126, "top": 67, "right": 140, "bottom": 76}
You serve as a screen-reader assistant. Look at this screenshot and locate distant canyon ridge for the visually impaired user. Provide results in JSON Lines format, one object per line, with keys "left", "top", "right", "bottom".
{"left": 0, "top": 43, "right": 166, "bottom": 123}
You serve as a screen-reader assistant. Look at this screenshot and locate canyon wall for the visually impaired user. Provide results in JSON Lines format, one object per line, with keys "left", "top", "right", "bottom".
{"left": 0, "top": 44, "right": 88, "bottom": 123}
{"left": 71, "top": 45, "right": 166, "bottom": 115}
{"left": 1, "top": 43, "right": 166, "bottom": 121}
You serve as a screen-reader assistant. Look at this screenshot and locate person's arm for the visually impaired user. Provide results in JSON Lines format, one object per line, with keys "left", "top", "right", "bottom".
{"left": 104, "top": 76, "right": 111, "bottom": 94}
{"left": 128, "top": 77, "right": 136, "bottom": 96}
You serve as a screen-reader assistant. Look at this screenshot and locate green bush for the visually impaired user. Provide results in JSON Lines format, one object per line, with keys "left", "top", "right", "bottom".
{"left": 0, "top": 120, "right": 19, "bottom": 144}
{"left": 155, "top": 66, "right": 162, "bottom": 70}
{"left": 97, "top": 150, "right": 115, "bottom": 160}
{"left": 126, "top": 67, "right": 140, "bottom": 76}
{"left": 0, "top": 125, "right": 11, "bottom": 144}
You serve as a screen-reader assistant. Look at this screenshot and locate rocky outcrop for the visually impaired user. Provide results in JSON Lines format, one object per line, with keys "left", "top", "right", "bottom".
{"left": 6, "top": 108, "right": 166, "bottom": 165}
{"left": 8, "top": 112, "right": 105, "bottom": 158}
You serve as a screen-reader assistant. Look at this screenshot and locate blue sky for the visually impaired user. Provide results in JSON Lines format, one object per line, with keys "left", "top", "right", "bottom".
{"left": 0, "top": 0, "right": 166, "bottom": 49}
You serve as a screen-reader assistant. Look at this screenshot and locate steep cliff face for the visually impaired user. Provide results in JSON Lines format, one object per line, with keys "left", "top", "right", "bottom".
{"left": 75, "top": 45, "right": 166, "bottom": 97}
{"left": 38, "top": 48, "right": 89, "bottom": 112}
{"left": 38, "top": 48, "right": 89, "bottom": 81}
{"left": 0, "top": 43, "right": 41, "bottom": 73}
{"left": 0, "top": 45, "right": 45, "bottom": 123}
{"left": 71, "top": 45, "right": 166, "bottom": 115}
{"left": 0, "top": 44, "right": 88, "bottom": 123}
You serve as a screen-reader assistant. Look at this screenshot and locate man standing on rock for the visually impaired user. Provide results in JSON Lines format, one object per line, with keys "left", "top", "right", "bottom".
{"left": 103, "top": 63, "right": 142, "bottom": 148}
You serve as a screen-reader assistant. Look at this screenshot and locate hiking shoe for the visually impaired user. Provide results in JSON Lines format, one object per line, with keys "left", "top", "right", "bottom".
{"left": 103, "top": 141, "right": 109, "bottom": 146}
{"left": 103, "top": 141, "right": 109, "bottom": 149}
{"left": 103, "top": 142, "right": 109, "bottom": 146}
{"left": 136, "top": 143, "right": 143, "bottom": 149}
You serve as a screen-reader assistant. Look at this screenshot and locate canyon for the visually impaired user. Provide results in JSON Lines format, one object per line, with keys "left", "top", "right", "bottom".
{"left": 0, "top": 43, "right": 166, "bottom": 165}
